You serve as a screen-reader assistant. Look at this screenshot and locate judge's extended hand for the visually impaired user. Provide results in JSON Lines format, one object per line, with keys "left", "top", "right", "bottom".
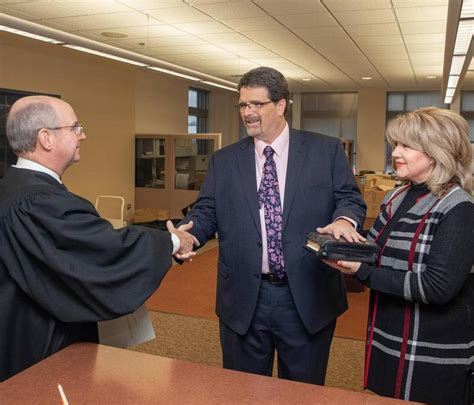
{"left": 321, "top": 259, "right": 361, "bottom": 275}
{"left": 317, "top": 218, "right": 365, "bottom": 243}
{"left": 166, "top": 220, "right": 200, "bottom": 261}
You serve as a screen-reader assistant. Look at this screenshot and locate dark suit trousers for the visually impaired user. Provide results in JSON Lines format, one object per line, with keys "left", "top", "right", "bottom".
{"left": 219, "top": 279, "right": 336, "bottom": 385}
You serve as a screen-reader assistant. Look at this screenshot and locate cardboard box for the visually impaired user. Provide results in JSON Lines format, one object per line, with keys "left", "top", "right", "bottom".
{"left": 355, "top": 175, "right": 366, "bottom": 195}
{"left": 364, "top": 189, "right": 390, "bottom": 218}
{"left": 365, "top": 175, "right": 398, "bottom": 190}
{"left": 361, "top": 174, "right": 399, "bottom": 218}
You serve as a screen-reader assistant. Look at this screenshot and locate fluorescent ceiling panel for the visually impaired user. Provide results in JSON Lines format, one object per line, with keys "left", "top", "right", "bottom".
{"left": 450, "top": 55, "right": 466, "bottom": 75}
{"left": 0, "top": 25, "right": 63, "bottom": 44}
{"left": 63, "top": 44, "right": 148, "bottom": 66}
{"left": 147, "top": 66, "right": 199, "bottom": 80}
{"left": 447, "top": 75, "right": 460, "bottom": 88}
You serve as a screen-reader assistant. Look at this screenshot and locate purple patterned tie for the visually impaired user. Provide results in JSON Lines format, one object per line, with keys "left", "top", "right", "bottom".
{"left": 258, "top": 146, "right": 285, "bottom": 279}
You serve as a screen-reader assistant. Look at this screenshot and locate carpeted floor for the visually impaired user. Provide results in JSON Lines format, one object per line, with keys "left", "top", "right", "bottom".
{"left": 131, "top": 311, "right": 366, "bottom": 393}
{"left": 147, "top": 244, "right": 370, "bottom": 340}
{"left": 139, "top": 241, "right": 369, "bottom": 393}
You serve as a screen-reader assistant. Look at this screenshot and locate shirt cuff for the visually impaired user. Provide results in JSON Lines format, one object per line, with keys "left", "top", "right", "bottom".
{"left": 334, "top": 216, "right": 358, "bottom": 229}
{"left": 171, "top": 233, "right": 180, "bottom": 255}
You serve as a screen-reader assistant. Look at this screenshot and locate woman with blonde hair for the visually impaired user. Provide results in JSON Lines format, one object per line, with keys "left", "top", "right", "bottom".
{"left": 325, "top": 107, "right": 473, "bottom": 405}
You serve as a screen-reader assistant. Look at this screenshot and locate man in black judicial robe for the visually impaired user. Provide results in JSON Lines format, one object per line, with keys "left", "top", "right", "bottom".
{"left": 0, "top": 95, "right": 198, "bottom": 381}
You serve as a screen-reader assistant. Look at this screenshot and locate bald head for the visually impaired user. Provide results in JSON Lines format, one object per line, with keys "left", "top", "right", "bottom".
{"left": 7, "top": 95, "right": 85, "bottom": 176}
{"left": 6, "top": 96, "right": 69, "bottom": 155}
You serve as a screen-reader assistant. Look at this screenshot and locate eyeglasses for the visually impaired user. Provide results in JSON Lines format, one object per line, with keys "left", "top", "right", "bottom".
{"left": 47, "top": 124, "right": 84, "bottom": 136}
{"left": 234, "top": 100, "right": 274, "bottom": 111}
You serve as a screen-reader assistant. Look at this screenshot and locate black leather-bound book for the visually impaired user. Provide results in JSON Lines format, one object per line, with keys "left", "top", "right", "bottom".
{"left": 305, "top": 232, "right": 379, "bottom": 263}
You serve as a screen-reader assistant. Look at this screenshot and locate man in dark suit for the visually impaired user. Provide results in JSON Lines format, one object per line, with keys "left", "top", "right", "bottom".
{"left": 178, "top": 67, "right": 366, "bottom": 384}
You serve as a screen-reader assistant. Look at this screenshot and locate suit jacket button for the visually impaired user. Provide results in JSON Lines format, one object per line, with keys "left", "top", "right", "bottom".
{"left": 257, "top": 241, "right": 262, "bottom": 247}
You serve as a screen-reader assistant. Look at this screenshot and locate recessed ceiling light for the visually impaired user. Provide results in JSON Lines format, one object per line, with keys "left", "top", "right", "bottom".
{"left": 302, "top": 78, "right": 311, "bottom": 81}
{"left": 361, "top": 77, "right": 372, "bottom": 80}
{"left": 426, "top": 75, "right": 437, "bottom": 79}
{"left": 101, "top": 32, "right": 128, "bottom": 39}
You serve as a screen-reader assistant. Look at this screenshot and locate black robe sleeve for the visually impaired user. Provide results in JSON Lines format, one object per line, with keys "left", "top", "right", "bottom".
{"left": 1, "top": 186, "right": 173, "bottom": 322}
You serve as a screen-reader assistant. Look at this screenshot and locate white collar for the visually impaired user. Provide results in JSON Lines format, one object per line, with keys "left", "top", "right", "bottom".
{"left": 13, "top": 157, "right": 62, "bottom": 184}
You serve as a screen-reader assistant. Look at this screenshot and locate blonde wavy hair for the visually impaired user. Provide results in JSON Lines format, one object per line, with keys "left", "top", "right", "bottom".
{"left": 386, "top": 107, "right": 472, "bottom": 195}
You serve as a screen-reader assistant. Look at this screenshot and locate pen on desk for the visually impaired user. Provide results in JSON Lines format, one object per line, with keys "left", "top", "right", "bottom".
{"left": 57, "top": 383, "right": 69, "bottom": 405}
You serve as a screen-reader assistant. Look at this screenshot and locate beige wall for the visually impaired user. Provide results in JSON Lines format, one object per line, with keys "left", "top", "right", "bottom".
{"left": 135, "top": 70, "right": 239, "bottom": 144}
{"left": 356, "top": 88, "right": 387, "bottom": 172}
{"left": 1, "top": 32, "right": 239, "bottom": 221}
{"left": 135, "top": 70, "right": 188, "bottom": 134}
{"left": 1, "top": 32, "right": 136, "bottom": 221}
{"left": 207, "top": 87, "right": 240, "bottom": 146}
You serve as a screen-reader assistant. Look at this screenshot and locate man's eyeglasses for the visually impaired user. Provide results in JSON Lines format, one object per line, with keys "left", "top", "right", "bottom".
{"left": 234, "top": 101, "right": 274, "bottom": 111}
{"left": 47, "top": 124, "right": 84, "bottom": 136}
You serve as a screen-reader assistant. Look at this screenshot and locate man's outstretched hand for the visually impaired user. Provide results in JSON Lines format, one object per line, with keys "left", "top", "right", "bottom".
{"left": 167, "top": 220, "right": 200, "bottom": 261}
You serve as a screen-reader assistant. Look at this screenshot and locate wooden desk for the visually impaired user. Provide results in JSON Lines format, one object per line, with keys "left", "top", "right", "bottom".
{"left": 0, "top": 343, "right": 420, "bottom": 404}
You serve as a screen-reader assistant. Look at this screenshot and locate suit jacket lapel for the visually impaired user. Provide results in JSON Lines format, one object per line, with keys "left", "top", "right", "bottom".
{"left": 236, "top": 137, "right": 262, "bottom": 237}
{"left": 282, "top": 129, "right": 306, "bottom": 231}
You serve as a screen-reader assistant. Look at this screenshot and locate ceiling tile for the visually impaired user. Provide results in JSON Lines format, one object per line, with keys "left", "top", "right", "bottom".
{"left": 375, "top": 61, "right": 413, "bottom": 70}
{"left": 360, "top": 44, "right": 407, "bottom": 54}
{"left": 344, "top": 23, "right": 399, "bottom": 37}
{"left": 0, "top": 0, "right": 452, "bottom": 91}
{"left": 82, "top": 24, "right": 187, "bottom": 39}
{"left": 146, "top": 43, "right": 233, "bottom": 56}
{"left": 259, "top": 39, "right": 313, "bottom": 51}
{"left": 394, "top": 5, "right": 447, "bottom": 22}
{"left": 173, "top": 20, "right": 232, "bottom": 35}
{"left": 44, "top": 12, "right": 152, "bottom": 31}
{"left": 221, "top": 16, "right": 282, "bottom": 32}
{"left": 0, "top": 6, "right": 36, "bottom": 20}
{"left": 145, "top": 24, "right": 189, "bottom": 37}
{"left": 146, "top": 5, "right": 211, "bottom": 24}
{"left": 406, "top": 43, "right": 445, "bottom": 53}
{"left": 403, "top": 33, "right": 445, "bottom": 44}
{"left": 355, "top": 35, "right": 404, "bottom": 46}
{"left": 368, "top": 52, "right": 409, "bottom": 61}
{"left": 244, "top": 29, "right": 300, "bottom": 43}
{"left": 117, "top": 0, "right": 184, "bottom": 9}
{"left": 274, "top": 13, "right": 336, "bottom": 29}
{"left": 185, "top": 0, "right": 243, "bottom": 5}
{"left": 167, "top": 55, "right": 218, "bottom": 65}
{"left": 400, "top": 20, "right": 446, "bottom": 35}
{"left": 198, "top": 32, "right": 251, "bottom": 44}
{"left": 324, "top": 0, "right": 391, "bottom": 12}
{"left": 2, "top": 2, "right": 82, "bottom": 19}
{"left": 304, "top": 35, "right": 362, "bottom": 55}
{"left": 392, "top": 0, "right": 448, "bottom": 7}
{"left": 333, "top": 9, "right": 395, "bottom": 25}
{"left": 277, "top": 46, "right": 324, "bottom": 60}
{"left": 293, "top": 25, "right": 346, "bottom": 39}
{"left": 52, "top": 1, "right": 132, "bottom": 14}
{"left": 195, "top": 1, "right": 266, "bottom": 19}
{"left": 255, "top": 0, "right": 326, "bottom": 15}
{"left": 232, "top": 49, "right": 278, "bottom": 59}
{"left": 109, "top": 34, "right": 207, "bottom": 49}
{"left": 218, "top": 41, "right": 268, "bottom": 53}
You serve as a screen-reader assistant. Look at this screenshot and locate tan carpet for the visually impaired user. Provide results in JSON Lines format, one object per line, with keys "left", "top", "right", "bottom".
{"left": 131, "top": 311, "right": 365, "bottom": 393}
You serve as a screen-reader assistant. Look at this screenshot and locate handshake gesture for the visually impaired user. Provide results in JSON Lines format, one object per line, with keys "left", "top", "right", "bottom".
{"left": 166, "top": 220, "right": 200, "bottom": 261}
